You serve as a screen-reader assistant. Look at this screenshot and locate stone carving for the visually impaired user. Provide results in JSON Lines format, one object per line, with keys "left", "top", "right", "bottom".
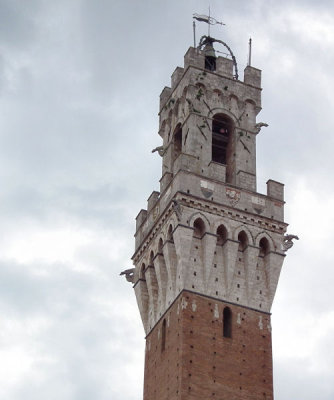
{"left": 152, "top": 145, "right": 166, "bottom": 157}
{"left": 172, "top": 199, "right": 182, "bottom": 221}
{"left": 283, "top": 234, "right": 299, "bottom": 252}
{"left": 226, "top": 188, "right": 241, "bottom": 206}
{"left": 120, "top": 268, "right": 135, "bottom": 283}
{"left": 254, "top": 122, "right": 268, "bottom": 134}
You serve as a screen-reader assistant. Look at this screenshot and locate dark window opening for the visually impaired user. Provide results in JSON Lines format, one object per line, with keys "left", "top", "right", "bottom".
{"left": 158, "top": 238, "right": 163, "bottom": 254}
{"left": 172, "top": 124, "right": 182, "bottom": 165}
{"left": 140, "top": 263, "right": 146, "bottom": 280}
{"left": 193, "top": 218, "right": 205, "bottom": 238}
{"left": 168, "top": 225, "right": 174, "bottom": 243}
{"left": 149, "top": 251, "right": 154, "bottom": 266}
{"left": 161, "top": 319, "right": 166, "bottom": 352}
{"left": 212, "top": 115, "right": 232, "bottom": 165}
{"left": 259, "top": 237, "right": 269, "bottom": 257}
{"left": 216, "top": 225, "right": 227, "bottom": 245}
{"left": 223, "top": 307, "right": 232, "bottom": 338}
{"left": 238, "top": 231, "right": 248, "bottom": 251}
{"left": 205, "top": 56, "right": 216, "bottom": 71}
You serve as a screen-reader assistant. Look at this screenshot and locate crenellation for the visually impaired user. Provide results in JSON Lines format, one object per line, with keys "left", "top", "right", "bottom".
{"left": 244, "top": 65, "right": 262, "bottom": 88}
{"left": 147, "top": 191, "right": 160, "bottom": 211}
{"left": 159, "top": 171, "right": 172, "bottom": 193}
{"left": 159, "top": 86, "right": 172, "bottom": 111}
{"left": 136, "top": 209, "right": 147, "bottom": 231}
{"left": 267, "top": 179, "right": 284, "bottom": 201}
{"left": 171, "top": 66, "right": 184, "bottom": 89}
{"left": 184, "top": 46, "right": 205, "bottom": 70}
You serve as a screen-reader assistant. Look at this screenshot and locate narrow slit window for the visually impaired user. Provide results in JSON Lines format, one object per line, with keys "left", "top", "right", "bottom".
{"left": 223, "top": 307, "right": 232, "bottom": 338}
{"left": 161, "top": 319, "right": 166, "bottom": 352}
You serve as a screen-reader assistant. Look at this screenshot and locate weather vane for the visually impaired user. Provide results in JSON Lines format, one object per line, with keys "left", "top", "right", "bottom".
{"left": 193, "top": 7, "right": 225, "bottom": 46}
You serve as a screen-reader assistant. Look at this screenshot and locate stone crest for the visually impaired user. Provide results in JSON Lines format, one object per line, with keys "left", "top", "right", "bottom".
{"left": 200, "top": 180, "right": 214, "bottom": 198}
{"left": 226, "top": 188, "right": 241, "bottom": 206}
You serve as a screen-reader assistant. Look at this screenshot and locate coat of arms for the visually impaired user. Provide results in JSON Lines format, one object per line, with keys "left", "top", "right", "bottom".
{"left": 226, "top": 188, "right": 241, "bottom": 206}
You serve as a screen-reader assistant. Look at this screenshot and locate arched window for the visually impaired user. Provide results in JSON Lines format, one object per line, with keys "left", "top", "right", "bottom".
{"left": 212, "top": 114, "right": 233, "bottom": 165}
{"left": 161, "top": 318, "right": 166, "bottom": 352}
{"left": 238, "top": 231, "right": 248, "bottom": 251}
{"left": 216, "top": 225, "right": 228, "bottom": 245}
{"left": 193, "top": 218, "right": 205, "bottom": 238}
{"left": 172, "top": 124, "right": 182, "bottom": 165}
{"left": 259, "top": 237, "right": 269, "bottom": 257}
{"left": 223, "top": 307, "right": 232, "bottom": 338}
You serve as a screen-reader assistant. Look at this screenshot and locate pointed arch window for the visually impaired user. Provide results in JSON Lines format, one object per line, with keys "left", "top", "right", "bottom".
{"left": 223, "top": 307, "right": 232, "bottom": 338}
{"left": 193, "top": 218, "right": 205, "bottom": 239}
{"left": 238, "top": 231, "right": 248, "bottom": 252}
{"left": 216, "top": 225, "right": 228, "bottom": 245}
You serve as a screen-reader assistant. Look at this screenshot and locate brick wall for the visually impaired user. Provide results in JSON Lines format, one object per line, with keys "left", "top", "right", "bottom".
{"left": 144, "top": 291, "right": 273, "bottom": 400}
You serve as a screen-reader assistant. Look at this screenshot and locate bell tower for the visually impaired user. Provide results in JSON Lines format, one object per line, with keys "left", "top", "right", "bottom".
{"left": 124, "top": 34, "right": 295, "bottom": 400}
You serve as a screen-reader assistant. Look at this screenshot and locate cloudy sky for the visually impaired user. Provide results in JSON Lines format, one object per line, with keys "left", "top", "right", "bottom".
{"left": 0, "top": 0, "right": 334, "bottom": 399}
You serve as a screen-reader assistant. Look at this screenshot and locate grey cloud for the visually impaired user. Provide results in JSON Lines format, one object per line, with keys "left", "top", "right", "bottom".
{"left": 0, "top": 1, "right": 333, "bottom": 399}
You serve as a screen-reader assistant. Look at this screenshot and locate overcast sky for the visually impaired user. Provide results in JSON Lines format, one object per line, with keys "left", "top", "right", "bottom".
{"left": 0, "top": 1, "right": 334, "bottom": 399}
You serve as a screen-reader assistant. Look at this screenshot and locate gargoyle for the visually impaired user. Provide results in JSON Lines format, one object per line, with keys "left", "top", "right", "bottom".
{"left": 254, "top": 122, "right": 268, "bottom": 134}
{"left": 120, "top": 268, "right": 135, "bottom": 283}
{"left": 283, "top": 234, "right": 299, "bottom": 252}
{"left": 152, "top": 145, "right": 166, "bottom": 157}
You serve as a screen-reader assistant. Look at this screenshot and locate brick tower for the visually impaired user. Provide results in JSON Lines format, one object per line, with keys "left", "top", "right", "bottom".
{"left": 123, "top": 34, "right": 295, "bottom": 400}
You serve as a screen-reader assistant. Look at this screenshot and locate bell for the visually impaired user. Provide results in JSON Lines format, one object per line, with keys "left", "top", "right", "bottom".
{"left": 203, "top": 42, "right": 216, "bottom": 59}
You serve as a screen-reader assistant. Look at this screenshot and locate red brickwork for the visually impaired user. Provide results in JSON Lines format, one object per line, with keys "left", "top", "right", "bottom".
{"left": 144, "top": 291, "right": 273, "bottom": 400}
